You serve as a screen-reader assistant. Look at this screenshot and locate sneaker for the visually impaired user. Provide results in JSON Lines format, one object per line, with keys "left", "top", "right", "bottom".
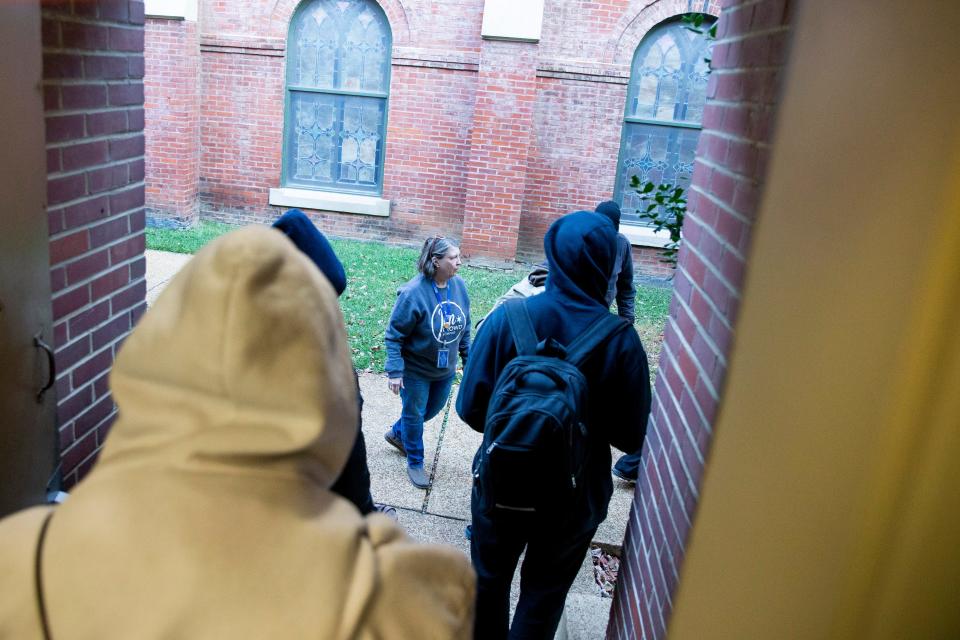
{"left": 373, "top": 503, "right": 399, "bottom": 520}
{"left": 407, "top": 464, "right": 430, "bottom": 489}
{"left": 612, "top": 467, "right": 637, "bottom": 484}
{"left": 465, "top": 524, "right": 472, "bottom": 541}
{"left": 384, "top": 429, "right": 406, "bottom": 455}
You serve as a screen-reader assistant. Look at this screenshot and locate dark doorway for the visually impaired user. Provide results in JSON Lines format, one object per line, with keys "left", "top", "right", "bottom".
{"left": 0, "top": 1, "right": 59, "bottom": 518}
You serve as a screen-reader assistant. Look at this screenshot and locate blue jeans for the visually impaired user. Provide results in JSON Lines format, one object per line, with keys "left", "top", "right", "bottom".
{"left": 390, "top": 374, "right": 454, "bottom": 466}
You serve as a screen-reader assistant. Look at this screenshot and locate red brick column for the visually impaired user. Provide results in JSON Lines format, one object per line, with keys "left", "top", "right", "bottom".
{"left": 43, "top": 0, "right": 147, "bottom": 487}
{"left": 607, "top": 1, "right": 793, "bottom": 637}
{"left": 460, "top": 40, "right": 538, "bottom": 262}
{"left": 144, "top": 16, "right": 200, "bottom": 227}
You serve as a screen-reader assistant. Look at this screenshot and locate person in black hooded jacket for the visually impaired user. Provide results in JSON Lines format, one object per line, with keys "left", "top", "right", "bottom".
{"left": 456, "top": 210, "right": 652, "bottom": 639}
{"left": 272, "top": 209, "right": 394, "bottom": 518}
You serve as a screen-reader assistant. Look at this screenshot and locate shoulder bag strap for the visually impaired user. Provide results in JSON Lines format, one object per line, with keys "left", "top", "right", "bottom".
{"left": 503, "top": 299, "right": 538, "bottom": 356}
{"left": 35, "top": 510, "right": 54, "bottom": 640}
{"left": 564, "top": 312, "right": 630, "bottom": 369}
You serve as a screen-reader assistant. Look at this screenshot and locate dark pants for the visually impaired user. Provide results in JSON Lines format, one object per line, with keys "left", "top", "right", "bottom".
{"left": 614, "top": 450, "right": 642, "bottom": 480}
{"left": 330, "top": 428, "right": 375, "bottom": 515}
{"left": 330, "top": 378, "right": 375, "bottom": 515}
{"left": 471, "top": 495, "right": 596, "bottom": 640}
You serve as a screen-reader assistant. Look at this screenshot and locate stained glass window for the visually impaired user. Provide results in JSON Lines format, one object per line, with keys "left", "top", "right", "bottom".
{"left": 283, "top": 0, "right": 391, "bottom": 194}
{"left": 615, "top": 18, "right": 713, "bottom": 224}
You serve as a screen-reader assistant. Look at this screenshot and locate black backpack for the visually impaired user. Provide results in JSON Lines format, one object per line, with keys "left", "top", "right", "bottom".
{"left": 474, "top": 299, "right": 629, "bottom": 514}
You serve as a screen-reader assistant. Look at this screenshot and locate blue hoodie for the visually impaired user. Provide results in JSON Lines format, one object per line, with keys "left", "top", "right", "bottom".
{"left": 456, "top": 211, "right": 651, "bottom": 532}
{"left": 385, "top": 274, "right": 471, "bottom": 381}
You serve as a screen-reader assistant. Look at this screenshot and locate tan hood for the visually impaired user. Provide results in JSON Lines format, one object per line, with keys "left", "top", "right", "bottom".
{"left": 103, "top": 225, "right": 357, "bottom": 486}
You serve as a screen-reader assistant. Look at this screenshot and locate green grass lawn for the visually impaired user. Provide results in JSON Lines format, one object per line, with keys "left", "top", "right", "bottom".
{"left": 146, "top": 221, "right": 670, "bottom": 376}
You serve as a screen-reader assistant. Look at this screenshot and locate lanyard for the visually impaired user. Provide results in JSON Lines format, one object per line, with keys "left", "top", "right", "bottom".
{"left": 432, "top": 281, "right": 449, "bottom": 312}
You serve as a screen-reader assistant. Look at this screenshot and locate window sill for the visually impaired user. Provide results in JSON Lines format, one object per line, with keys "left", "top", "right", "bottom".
{"left": 620, "top": 224, "right": 673, "bottom": 248}
{"left": 268, "top": 188, "right": 391, "bottom": 217}
{"left": 145, "top": 0, "right": 197, "bottom": 20}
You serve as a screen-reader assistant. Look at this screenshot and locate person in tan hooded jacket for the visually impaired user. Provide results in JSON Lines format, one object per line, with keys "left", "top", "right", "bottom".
{"left": 0, "top": 226, "right": 475, "bottom": 639}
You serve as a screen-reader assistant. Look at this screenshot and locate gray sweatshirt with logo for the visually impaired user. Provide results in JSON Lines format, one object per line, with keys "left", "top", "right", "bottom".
{"left": 385, "top": 274, "right": 471, "bottom": 381}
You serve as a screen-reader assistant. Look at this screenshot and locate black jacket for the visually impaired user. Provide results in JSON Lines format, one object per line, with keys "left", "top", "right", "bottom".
{"left": 456, "top": 211, "right": 651, "bottom": 532}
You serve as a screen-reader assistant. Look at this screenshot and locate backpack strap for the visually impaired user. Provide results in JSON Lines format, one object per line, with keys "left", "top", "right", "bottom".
{"left": 564, "top": 312, "right": 630, "bottom": 368}
{"left": 503, "top": 299, "right": 538, "bottom": 356}
{"left": 35, "top": 510, "right": 54, "bottom": 640}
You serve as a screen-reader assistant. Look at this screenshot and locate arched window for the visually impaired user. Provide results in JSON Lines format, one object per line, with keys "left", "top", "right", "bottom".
{"left": 283, "top": 0, "right": 392, "bottom": 195}
{"left": 615, "top": 18, "right": 713, "bottom": 224}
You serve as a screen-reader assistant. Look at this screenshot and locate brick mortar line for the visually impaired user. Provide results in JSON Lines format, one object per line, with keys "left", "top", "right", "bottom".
{"left": 49, "top": 219, "right": 143, "bottom": 255}
{"left": 44, "top": 80, "right": 144, "bottom": 88}
{"left": 673, "top": 256, "right": 738, "bottom": 344}
{"left": 51, "top": 221, "right": 144, "bottom": 256}
{"left": 704, "top": 96, "right": 780, "bottom": 110}
{"left": 661, "top": 309, "right": 719, "bottom": 399}
{"left": 644, "top": 412, "right": 692, "bottom": 527}
{"left": 47, "top": 181, "right": 146, "bottom": 225}
{"left": 53, "top": 277, "right": 145, "bottom": 327}
{"left": 656, "top": 340, "right": 707, "bottom": 493}
{"left": 535, "top": 70, "right": 628, "bottom": 85}
{"left": 698, "top": 129, "right": 772, "bottom": 153}
{"left": 685, "top": 207, "right": 747, "bottom": 262}
{"left": 53, "top": 253, "right": 145, "bottom": 298}
{"left": 714, "top": 24, "right": 791, "bottom": 45}
{"left": 708, "top": 65, "right": 786, "bottom": 75}
{"left": 660, "top": 321, "right": 718, "bottom": 438}
{"left": 44, "top": 133, "right": 147, "bottom": 156}
{"left": 47, "top": 151, "right": 143, "bottom": 172}
{"left": 57, "top": 333, "right": 119, "bottom": 378}
{"left": 689, "top": 182, "right": 752, "bottom": 226}
{"left": 696, "top": 152, "right": 770, "bottom": 184}
{"left": 62, "top": 407, "right": 118, "bottom": 467}
{"left": 680, "top": 229, "right": 745, "bottom": 302}
{"left": 40, "top": 17, "right": 143, "bottom": 30}
{"left": 392, "top": 60, "right": 477, "bottom": 72}
{"left": 200, "top": 45, "right": 284, "bottom": 57}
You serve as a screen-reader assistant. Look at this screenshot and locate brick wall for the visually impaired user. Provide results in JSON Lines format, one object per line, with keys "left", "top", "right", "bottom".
{"left": 144, "top": 17, "right": 200, "bottom": 227}
{"left": 460, "top": 40, "right": 538, "bottom": 261}
{"left": 606, "top": 1, "right": 793, "bottom": 637}
{"left": 43, "top": 0, "right": 147, "bottom": 488}
{"left": 144, "top": 0, "right": 727, "bottom": 276}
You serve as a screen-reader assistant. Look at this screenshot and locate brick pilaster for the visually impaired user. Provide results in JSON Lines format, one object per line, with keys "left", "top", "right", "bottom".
{"left": 144, "top": 16, "right": 200, "bottom": 227}
{"left": 460, "top": 40, "right": 538, "bottom": 262}
{"left": 43, "top": 0, "right": 147, "bottom": 487}
{"left": 607, "top": 0, "right": 794, "bottom": 637}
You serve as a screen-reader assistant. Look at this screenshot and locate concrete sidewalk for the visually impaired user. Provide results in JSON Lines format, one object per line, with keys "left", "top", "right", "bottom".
{"left": 146, "top": 248, "right": 636, "bottom": 637}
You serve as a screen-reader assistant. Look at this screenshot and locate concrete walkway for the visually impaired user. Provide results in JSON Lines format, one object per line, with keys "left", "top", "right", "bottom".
{"left": 146, "top": 248, "right": 637, "bottom": 637}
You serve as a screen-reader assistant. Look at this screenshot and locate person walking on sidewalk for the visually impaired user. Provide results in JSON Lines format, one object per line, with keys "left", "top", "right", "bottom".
{"left": 385, "top": 236, "right": 470, "bottom": 489}
{"left": 594, "top": 200, "right": 648, "bottom": 482}
{"left": 272, "top": 209, "right": 395, "bottom": 518}
{"left": 595, "top": 200, "right": 637, "bottom": 324}
{"left": 457, "top": 211, "right": 651, "bottom": 639}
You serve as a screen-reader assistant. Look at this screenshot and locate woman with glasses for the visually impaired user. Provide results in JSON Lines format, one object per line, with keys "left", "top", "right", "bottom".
{"left": 384, "top": 237, "right": 471, "bottom": 489}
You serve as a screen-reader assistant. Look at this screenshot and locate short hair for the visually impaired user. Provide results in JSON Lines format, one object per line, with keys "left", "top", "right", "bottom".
{"left": 417, "top": 236, "right": 459, "bottom": 278}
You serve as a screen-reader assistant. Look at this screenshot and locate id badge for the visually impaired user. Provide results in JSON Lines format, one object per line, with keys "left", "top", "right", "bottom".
{"left": 436, "top": 348, "right": 449, "bottom": 369}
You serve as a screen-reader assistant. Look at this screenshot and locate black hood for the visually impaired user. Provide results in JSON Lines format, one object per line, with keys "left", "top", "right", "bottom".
{"left": 272, "top": 209, "right": 347, "bottom": 296}
{"left": 543, "top": 211, "right": 617, "bottom": 309}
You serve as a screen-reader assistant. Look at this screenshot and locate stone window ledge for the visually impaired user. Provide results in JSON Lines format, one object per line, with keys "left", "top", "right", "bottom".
{"left": 145, "top": 0, "right": 197, "bottom": 20}
{"left": 268, "top": 188, "right": 390, "bottom": 217}
{"left": 621, "top": 224, "right": 673, "bottom": 248}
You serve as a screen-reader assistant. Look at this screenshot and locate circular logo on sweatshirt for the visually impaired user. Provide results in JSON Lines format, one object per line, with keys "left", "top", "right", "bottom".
{"left": 431, "top": 301, "right": 466, "bottom": 345}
